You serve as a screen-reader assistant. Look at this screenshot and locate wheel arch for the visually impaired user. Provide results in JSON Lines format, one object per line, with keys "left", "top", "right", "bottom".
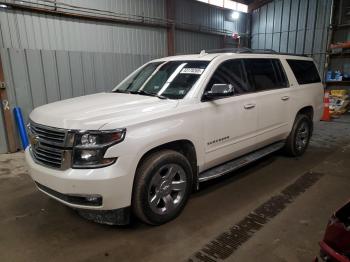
{"left": 297, "top": 106, "right": 314, "bottom": 120}
{"left": 135, "top": 139, "right": 198, "bottom": 191}
{"left": 295, "top": 106, "right": 314, "bottom": 133}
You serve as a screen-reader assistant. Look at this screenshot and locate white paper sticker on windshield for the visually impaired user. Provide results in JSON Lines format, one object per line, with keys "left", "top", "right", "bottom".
{"left": 180, "top": 68, "right": 204, "bottom": 75}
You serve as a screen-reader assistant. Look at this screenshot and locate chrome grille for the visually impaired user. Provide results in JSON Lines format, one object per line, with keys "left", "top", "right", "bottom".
{"left": 29, "top": 123, "right": 66, "bottom": 145}
{"left": 28, "top": 121, "right": 70, "bottom": 169}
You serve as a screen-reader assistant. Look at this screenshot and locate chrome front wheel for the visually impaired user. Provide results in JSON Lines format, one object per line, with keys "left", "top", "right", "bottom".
{"left": 148, "top": 164, "right": 187, "bottom": 215}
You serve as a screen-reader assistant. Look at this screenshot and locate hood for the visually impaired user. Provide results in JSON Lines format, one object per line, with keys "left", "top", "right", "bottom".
{"left": 30, "top": 93, "right": 179, "bottom": 130}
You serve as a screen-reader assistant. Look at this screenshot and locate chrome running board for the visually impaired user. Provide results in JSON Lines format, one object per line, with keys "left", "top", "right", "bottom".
{"left": 198, "top": 141, "right": 285, "bottom": 182}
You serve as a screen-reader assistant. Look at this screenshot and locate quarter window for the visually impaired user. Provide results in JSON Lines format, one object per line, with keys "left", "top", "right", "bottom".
{"left": 244, "top": 59, "right": 288, "bottom": 92}
{"left": 287, "top": 60, "right": 321, "bottom": 85}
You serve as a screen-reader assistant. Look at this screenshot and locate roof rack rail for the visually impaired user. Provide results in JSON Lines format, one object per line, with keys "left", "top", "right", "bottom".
{"left": 200, "top": 48, "right": 308, "bottom": 57}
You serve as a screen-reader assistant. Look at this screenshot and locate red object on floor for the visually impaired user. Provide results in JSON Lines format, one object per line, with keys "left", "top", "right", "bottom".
{"left": 321, "top": 91, "right": 331, "bottom": 121}
{"left": 316, "top": 201, "right": 350, "bottom": 262}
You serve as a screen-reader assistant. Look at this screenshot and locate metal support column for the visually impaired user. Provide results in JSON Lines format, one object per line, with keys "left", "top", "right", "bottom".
{"left": 0, "top": 53, "right": 18, "bottom": 153}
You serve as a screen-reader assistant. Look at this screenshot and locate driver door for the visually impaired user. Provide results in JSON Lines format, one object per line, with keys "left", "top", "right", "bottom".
{"left": 200, "top": 59, "right": 259, "bottom": 170}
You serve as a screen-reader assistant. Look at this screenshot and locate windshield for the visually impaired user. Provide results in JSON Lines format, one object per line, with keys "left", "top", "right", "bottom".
{"left": 113, "top": 61, "right": 209, "bottom": 99}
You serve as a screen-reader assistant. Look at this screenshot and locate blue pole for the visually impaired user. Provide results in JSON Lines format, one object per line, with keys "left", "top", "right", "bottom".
{"left": 13, "top": 107, "right": 29, "bottom": 149}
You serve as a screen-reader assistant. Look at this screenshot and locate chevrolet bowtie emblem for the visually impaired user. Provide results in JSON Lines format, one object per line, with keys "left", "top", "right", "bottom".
{"left": 29, "top": 133, "right": 40, "bottom": 149}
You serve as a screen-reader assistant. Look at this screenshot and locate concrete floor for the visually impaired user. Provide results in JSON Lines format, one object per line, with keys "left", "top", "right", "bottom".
{"left": 1, "top": 116, "right": 350, "bottom": 262}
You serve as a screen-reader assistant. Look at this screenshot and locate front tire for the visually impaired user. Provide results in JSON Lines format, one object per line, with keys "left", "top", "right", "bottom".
{"left": 132, "top": 149, "right": 193, "bottom": 225}
{"left": 284, "top": 114, "right": 312, "bottom": 156}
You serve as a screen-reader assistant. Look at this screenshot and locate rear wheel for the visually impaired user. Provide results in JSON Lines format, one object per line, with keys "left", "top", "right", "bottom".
{"left": 284, "top": 114, "right": 312, "bottom": 156}
{"left": 132, "top": 150, "right": 193, "bottom": 225}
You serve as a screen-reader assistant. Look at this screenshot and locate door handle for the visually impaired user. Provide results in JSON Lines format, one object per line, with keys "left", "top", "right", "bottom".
{"left": 244, "top": 103, "right": 256, "bottom": 109}
{"left": 281, "top": 96, "right": 290, "bottom": 101}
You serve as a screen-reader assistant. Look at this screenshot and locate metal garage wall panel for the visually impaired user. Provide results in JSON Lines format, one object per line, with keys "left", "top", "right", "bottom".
{"left": 26, "top": 49, "right": 47, "bottom": 107}
{"left": 69, "top": 51, "right": 85, "bottom": 97}
{"left": 265, "top": 2, "right": 275, "bottom": 49}
{"left": 251, "top": 0, "right": 332, "bottom": 78}
{"left": 0, "top": 9, "right": 167, "bottom": 57}
{"left": 81, "top": 52, "right": 96, "bottom": 95}
{"left": 94, "top": 53, "right": 106, "bottom": 93}
{"left": 9, "top": 49, "right": 33, "bottom": 122}
{"left": 287, "top": 0, "right": 299, "bottom": 53}
{"left": 175, "top": 30, "right": 222, "bottom": 55}
{"left": 41, "top": 50, "right": 61, "bottom": 103}
{"left": 313, "top": 0, "right": 327, "bottom": 54}
{"left": 1, "top": 47, "right": 153, "bottom": 124}
{"left": 2, "top": 0, "right": 166, "bottom": 20}
{"left": 280, "top": 0, "right": 291, "bottom": 53}
{"left": 56, "top": 50, "right": 73, "bottom": 100}
{"left": 272, "top": 0, "right": 283, "bottom": 51}
{"left": 304, "top": 0, "right": 318, "bottom": 54}
{"left": 58, "top": 0, "right": 166, "bottom": 20}
{"left": 295, "top": 0, "right": 308, "bottom": 54}
{"left": 175, "top": 0, "right": 247, "bottom": 35}
{"left": 259, "top": 5, "right": 267, "bottom": 49}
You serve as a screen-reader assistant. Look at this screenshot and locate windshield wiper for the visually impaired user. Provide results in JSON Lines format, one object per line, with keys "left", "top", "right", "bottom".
{"left": 130, "top": 90, "right": 168, "bottom": 100}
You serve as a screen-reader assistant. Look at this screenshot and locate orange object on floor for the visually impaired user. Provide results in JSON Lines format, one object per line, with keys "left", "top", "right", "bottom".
{"left": 321, "top": 91, "right": 331, "bottom": 121}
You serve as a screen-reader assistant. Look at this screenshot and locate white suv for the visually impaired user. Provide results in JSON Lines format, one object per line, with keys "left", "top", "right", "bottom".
{"left": 25, "top": 49, "right": 324, "bottom": 225}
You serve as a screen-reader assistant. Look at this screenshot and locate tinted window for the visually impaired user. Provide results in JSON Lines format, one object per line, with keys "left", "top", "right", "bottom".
{"left": 244, "top": 59, "right": 288, "bottom": 92}
{"left": 272, "top": 60, "right": 288, "bottom": 87}
{"left": 206, "top": 59, "right": 251, "bottom": 95}
{"left": 287, "top": 60, "right": 321, "bottom": 85}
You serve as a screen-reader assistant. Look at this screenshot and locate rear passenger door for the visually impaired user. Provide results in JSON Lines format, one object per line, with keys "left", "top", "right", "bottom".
{"left": 244, "top": 58, "right": 291, "bottom": 146}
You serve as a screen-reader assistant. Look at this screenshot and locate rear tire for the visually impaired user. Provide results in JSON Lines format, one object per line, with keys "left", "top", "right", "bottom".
{"left": 284, "top": 114, "right": 313, "bottom": 157}
{"left": 132, "top": 149, "right": 193, "bottom": 225}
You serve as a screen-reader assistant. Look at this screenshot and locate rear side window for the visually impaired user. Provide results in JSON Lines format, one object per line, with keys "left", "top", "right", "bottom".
{"left": 244, "top": 59, "right": 288, "bottom": 92}
{"left": 287, "top": 60, "right": 321, "bottom": 85}
{"left": 206, "top": 59, "right": 251, "bottom": 95}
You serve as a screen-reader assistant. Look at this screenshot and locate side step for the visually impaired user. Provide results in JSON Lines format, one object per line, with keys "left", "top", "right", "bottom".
{"left": 198, "top": 141, "right": 285, "bottom": 182}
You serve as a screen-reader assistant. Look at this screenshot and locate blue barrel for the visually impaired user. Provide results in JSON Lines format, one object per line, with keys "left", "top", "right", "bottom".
{"left": 13, "top": 107, "right": 29, "bottom": 149}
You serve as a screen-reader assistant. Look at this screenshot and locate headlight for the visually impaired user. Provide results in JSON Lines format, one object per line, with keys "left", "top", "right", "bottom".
{"left": 72, "top": 129, "right": 126, "bottom": 168}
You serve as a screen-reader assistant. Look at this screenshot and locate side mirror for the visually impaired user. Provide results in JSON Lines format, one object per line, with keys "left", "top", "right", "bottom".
{"left": 205, "top": 84, "right": 234, "bottom": 100}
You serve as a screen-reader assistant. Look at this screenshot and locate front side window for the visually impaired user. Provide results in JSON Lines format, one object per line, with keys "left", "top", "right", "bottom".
{"left": 206, "top": 59, "right": 250, "bottom": 95}
{"left": 114, "top": 61, "right": 209, "bottom": 99}
{"left": 244, "top": 59, "right": 288, "bottom": 92}
{"left": 287, "top": 59, "right": 321, "bottom": 85}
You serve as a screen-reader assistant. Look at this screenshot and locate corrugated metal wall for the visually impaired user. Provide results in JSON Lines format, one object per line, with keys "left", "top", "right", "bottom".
{"left": 1, "top": 0, "right": 165, "bottom": 19}
{"left": 175, "top": 31, "right": 223, "bottom": 54}
{"left": 0, "top": 8, "right": 167, "bottom": 55}
{"left": 0, "top": 47, "right": 154, "bottom": 119}
{"left": 251, "top": 0, "right": 332, "bottom": 77}
{"left": 175, "top": 0, "right": 247, "bottom": 54}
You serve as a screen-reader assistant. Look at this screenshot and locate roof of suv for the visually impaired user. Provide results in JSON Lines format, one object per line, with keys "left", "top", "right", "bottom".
{"left": 152, "top": 48, "right": 313, "bottom": 62}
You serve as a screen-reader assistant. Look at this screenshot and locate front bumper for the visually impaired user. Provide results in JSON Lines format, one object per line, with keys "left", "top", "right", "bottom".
{"left": 25, "top": 148, "right": 134, "bottom": 211}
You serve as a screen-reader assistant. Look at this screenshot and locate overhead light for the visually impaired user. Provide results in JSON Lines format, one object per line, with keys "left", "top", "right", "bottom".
{"left": 0, "top": 4, "right": 8, "bottom": 8}
{"left": 231, "top": 11, "right": 240, "bottom": 20}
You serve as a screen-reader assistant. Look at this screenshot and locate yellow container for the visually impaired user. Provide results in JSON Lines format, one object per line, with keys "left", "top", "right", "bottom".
{"left": 331, "top": 90, "right": 348, "bottom": 97}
